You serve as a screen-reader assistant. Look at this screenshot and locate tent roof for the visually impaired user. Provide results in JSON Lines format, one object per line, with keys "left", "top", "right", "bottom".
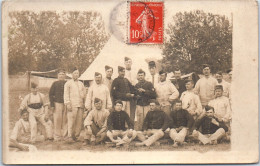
{"left": 30, "top": 69, "right": 71, "bottom": 79}
{"left": 79, "top": 36, "right": 162, "bottom": 80}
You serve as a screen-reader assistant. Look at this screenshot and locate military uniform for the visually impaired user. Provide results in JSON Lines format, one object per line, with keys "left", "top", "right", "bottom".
{"left": 111, "top": 76, "right": 136, "bottom": 119}
{"left": 155, "top": 80, "right": 179, "bottom": 116}
{"left": 180, "top": 90, "right": 203, "bottom": 120}
{"left": 169, "top": 109, "right": 194, "bottom": 144}
{"left": 84, "top": 108, "right": 110, "bottom": 143}
{"left": 19, "top": 92, "right": 53, "bottom": 142}
{"left": 136, "top": 109, "right": 171, "bottom": 146}
{"left": 85, "top": 83, "right": 112, "bottom": 111}
{"left": 106, "top": 110, "right": 137, "bottom": 145}
{"left": 49, "top": 80, "right": 67, "bottom": 141}
{"left": 193, "top": 116, "right": 228, "bottom": 144}
{"left": 134, "top": 80, "right": 156, "bottom": 131}
{"left": 193, "top": 76, "right": 218, "bottom": 106}
{"left": 64, "top": 79, "right": 86, "bottom": 139}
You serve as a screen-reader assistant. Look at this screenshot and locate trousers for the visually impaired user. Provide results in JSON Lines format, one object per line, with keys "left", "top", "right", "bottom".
{"left": 28, "top": 108, "right": 53, "bottom": 142}
{"left": 84, "top": 123, "right": 107, "bottom": 142}
{"left": 67, "top": 107, "right": 83, "bottom": 138}
{"left": 194, "top": 128, "right": 226, "bottom": 145}
{"left": 137, "top": 129, "right": 164, "bottom": 146}
{"left": 169, "top": 128, "right": 188, "bottom": 143}
{"left": 53, "top": 103, "right": 68, "bottom": 140}
{"left": 107, "top": 130, "right": 137, "bottom": 145}
{"left": 135, "top": 105, "right": 150, "bottom": 131}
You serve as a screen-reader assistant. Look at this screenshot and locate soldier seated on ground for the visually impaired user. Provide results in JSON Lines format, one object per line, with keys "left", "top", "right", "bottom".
{"left": 9, "top": 109, "right": 45, "bottom": 151}
{"left": 135, "top": 99, "right": 171, "bottom": 147}
{"left": 106, "top": 100, "right": 137, "bottom": 147}
{"left": 83, "top": 98, "right": 110, "bottom": 146}
{"left": 169, "top": 100, "right": 194, "bottom": 147}
{"left": 192, "top": 105, "right": 228, "bottom": 145}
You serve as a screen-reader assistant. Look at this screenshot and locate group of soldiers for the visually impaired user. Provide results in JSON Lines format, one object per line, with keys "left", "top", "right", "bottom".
{"left": 9, "top": 57, "right": 232, "bottom": 151}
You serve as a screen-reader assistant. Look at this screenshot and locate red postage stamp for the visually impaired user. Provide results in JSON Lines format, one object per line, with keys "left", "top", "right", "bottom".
{"left": 128, "top": 1, "right": 164, "bottom": 44}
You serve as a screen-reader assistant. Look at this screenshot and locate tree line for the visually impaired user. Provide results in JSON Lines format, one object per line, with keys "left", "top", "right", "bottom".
{"left": 8, "top": 11, "right": 109, "bottom": 75}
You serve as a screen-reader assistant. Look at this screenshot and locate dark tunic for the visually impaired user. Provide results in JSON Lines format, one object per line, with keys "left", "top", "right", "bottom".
{"left": 142, "top": 109, "right": 171, "bottom": 131}
{"left": 195, "top": 116, "right": 228, "bottom": 134}
{"left": 135, "top": 80, "right": 156, "bottom": 106}
{"left": 107, "top": 111, "right": 134, "bottom": 131}
{"left": 174, "top": 79, "right": 186, "bottom": 97}
{"left": 111, "top": 77, "right": 135, "bottom": 101}
{"left": 49, "top": 80, "right": 66, "bottom": 107}
{"left": 169, "top": 109, "right": 194, "bottom": 129}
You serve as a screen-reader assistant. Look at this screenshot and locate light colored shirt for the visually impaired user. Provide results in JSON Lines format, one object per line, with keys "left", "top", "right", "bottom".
{"left": 208, "top": 96, "right": 232, "bottom": 122}
{"left": 194, "top": 76, "right": 218, "bottom": 106}
{"left": 19, "top": 92, "right": 47, "bottom": 111}
{"left": 85, "top": 83, "right": 112, "bottom": 110}
{"left": 125, "top": 69, "right": 137, "bottom": 85}
{"left": 180, "top": 90, "right": 203, "bottom": 116}
{"left": 102, "top": 77, "right": 113, "bottom": 92}
{"left": 146, "top": 73, "right": 160, "bottom": 87}
{"left": 10, "top": 119, "right": 31, "bottom": 143}
{"left": 64, "top": 79, "right": 86, "bottom": 108}
{"left": 155, "top": 81, "right": 179, "bottom": 106}
{"left": 217, "top": 80, "right": 231, "bottom": 98}
{"left": 84, "top": 108, "right": 110, "bottom": 129}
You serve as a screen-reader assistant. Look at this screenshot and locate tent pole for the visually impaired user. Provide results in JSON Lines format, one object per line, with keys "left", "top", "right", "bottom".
{"left": 27, "top": 71, "right": 31, "bottom": 90}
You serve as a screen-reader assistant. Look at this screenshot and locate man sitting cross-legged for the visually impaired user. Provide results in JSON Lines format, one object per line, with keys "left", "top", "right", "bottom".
{"left": 106, "top": 100, "right": 137, "bottom": 147}
{"left": 135, "top": 99, "right": 171, "bottom": 147}
{"left": 169, "top": 100, "right": 194, "bottom": 147}
{"left": 83, "top": 98, "right": 110, "bottom": 146}
{"left": 9, "top": 109, "right": 45, "bottom": 151}
{"left": 192, "top": 105, "right": 228, "bottom": 145}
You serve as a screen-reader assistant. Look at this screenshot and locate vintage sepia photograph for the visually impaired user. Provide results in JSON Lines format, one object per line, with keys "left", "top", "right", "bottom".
{"left": 2, "top": 0, "right": 258, "bottom": 164}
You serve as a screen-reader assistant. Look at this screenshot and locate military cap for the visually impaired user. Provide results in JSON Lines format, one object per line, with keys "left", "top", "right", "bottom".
{"left": 149, "top": 99, "right": 160, "bottom": 105}
{"left": 216, "top": 71, "right": 223, "bottom": 75}
{"left": 215, "top": 85, "right": 223, "bottom": 91}
{"left": 105, "top": 65, "right": 113, "bottom": 71}
{"left": 159, "top": 70, "right": 167, "bottom": 75}
{"left": 31, "top": 82, "right": 38, "bottom": 89}
{"left": 148, "top": 61, "right": 156, "bottom": 68}
{"left": 20, "top": 108, "right": 29, "bottom": 116}
{"left": 118, "top": 66, "right": 125, "bottom": 72}
{"left": 94, "top": 72, "right": 102, "bottom": 77}
{"left": 71, "top": 67, "right": 78, "bottom": 73}
{"left": 185, "top": 79, "right": 194, "bottom": 84}
{"left": 124, "top": 57, "right": 131, "bottom": 61}
{"left": 227, "top": 69, "right": 232, "bottom": 74}
{"left": 94, "top": 97, "right": 102, "bottom": 103}
{"left": 205, "top": 105, "right": 215, "bottom": 112}
{"left": 114, "top": 100, "right": 123, "bottom": 105}
{"left": 58, "top": 68, "right": 66, "bottom": 74}
{"left": 137, "top": 69, "right": 145, "bottom": 75}
{"left": 202, "top": 64, "right": 210, "bottom": 69}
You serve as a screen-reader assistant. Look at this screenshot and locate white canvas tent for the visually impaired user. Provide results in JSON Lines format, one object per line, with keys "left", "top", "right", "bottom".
{"left": 79, "top": 36, "right": 162, "bottom": 81}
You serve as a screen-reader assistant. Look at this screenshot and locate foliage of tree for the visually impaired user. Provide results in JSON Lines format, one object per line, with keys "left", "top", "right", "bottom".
{"left": 8, "top": 11, "right": 109, "bottom": 74}
{"left": 162, "top": 10, "right": 232, "bottom": 74}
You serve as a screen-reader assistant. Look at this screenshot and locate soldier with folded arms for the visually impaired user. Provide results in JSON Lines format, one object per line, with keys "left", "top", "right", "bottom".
{"left": 192, "top": 105, "right": 228, "bottom": 145}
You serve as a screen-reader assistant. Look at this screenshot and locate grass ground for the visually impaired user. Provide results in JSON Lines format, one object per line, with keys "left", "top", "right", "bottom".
{"left": 8, "top": 88, "right": 231, "bottom": 152}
